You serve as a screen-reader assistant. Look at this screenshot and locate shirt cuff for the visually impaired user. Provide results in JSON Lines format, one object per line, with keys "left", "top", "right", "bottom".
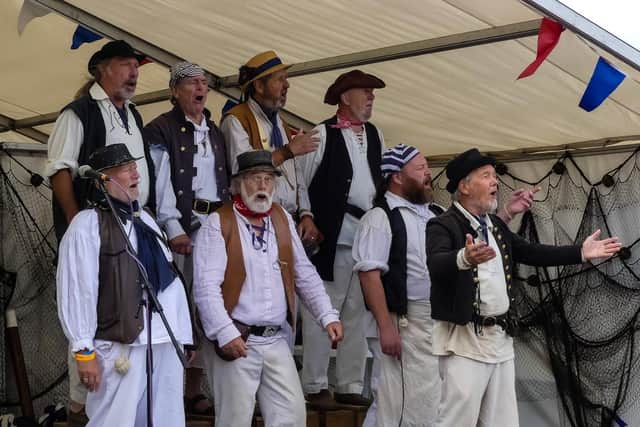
{"left": 299, "top": 210, "right": 314, "bottom": 220}
{"left": 215, "top": 323, "right": 241, "bottom": 347}
{"left": 353, "top": 260, "right": 388, "bottom": 273}
{"left": 71, "top": 338, "right": 95, "bottom": 353}
{"left": 165, "top": 219, "right": 186, "bottom": 241}
{"left": 318, "top": 309, "right": 340, "bottom": 329}
{"left": 457, "top": 248, "right": 472, "bottom": 270}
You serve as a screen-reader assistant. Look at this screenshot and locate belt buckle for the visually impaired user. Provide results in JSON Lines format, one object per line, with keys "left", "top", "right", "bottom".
{"left": 194, "top": 199, "right": 210, "bottom": 214}
{"left": 482, "top": 316, "right": 496, "bottom": 328}
{"left": 263, "top": 326, "right": 278, "bottom": 337}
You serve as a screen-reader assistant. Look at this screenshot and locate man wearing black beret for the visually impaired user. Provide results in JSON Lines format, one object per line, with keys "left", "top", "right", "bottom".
{"left": 426, "top": 148, "right": 621, "bottom": 426}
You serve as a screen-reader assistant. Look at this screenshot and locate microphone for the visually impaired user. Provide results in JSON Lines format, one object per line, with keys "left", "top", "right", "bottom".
{"left": 78, "top": 165, "right": 110, "bottom": 181}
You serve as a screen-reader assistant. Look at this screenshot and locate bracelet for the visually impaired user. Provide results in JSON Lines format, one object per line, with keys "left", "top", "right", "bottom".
{"left": 74, "top": 352, "right": 96, "bottom": 362}
{"left": 282, "top": 144, "right": 294, "bottom": 160}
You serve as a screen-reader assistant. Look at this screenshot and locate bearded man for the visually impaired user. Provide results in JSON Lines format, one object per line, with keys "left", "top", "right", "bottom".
{"left": 193, "top": 150, "right": 343, "bottom": 426}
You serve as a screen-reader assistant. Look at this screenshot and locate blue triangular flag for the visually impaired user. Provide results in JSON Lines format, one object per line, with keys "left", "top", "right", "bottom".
{"left": 70, "top": 26, "right": 103, "bottom": 50}
{"left": 579, "top": 57, "right": 625, "bottom": 112}
{"left": 221, "top": 99, "right": 238, "bottom": 116}
{"left": 614, "top": 413, "right": 627, "bottom": 427}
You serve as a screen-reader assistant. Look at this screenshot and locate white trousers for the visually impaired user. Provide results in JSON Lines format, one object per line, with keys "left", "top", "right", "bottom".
{"left": 435, "top": 355, "right": 518, "bottom": 427}
{"left": 86, "top": 342, "right": 185, "bottom": 427}
{"left": 206, "top": 338, "right": 306, "bottom": 427}
{"left": 362, "top": 334, "right": 381, "bottom": 427}
{"left": 376, "top": 300, "right": 440, "bottom": 427}
{"left": 301, "top": 246, "right": 367, "bottom": 394}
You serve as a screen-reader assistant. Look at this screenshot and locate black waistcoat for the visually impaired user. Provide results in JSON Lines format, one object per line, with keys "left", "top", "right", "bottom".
{"left": 379, "top": 200, "right": 409, "bottom": 315}
{"left": 52, "top": 96, "right": 156, "bottom": 243}
{"left": 308, "top": 116, "right": 382, "bottom": 281}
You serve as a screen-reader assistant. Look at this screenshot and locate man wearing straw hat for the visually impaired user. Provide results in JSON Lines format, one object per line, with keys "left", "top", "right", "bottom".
{"left": 221, "top": 50, "right": 319, "bottom": 218}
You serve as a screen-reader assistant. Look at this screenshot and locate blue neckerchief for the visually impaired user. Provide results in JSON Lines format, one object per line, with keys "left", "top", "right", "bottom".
{"left": 111, "top": 199, "right": 176, "bottom": 296}
{"left": 255, "top": 98, "right": 283, "bottom": 148}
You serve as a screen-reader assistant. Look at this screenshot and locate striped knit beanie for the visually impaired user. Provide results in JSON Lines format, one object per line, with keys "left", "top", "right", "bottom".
{"left": 380, "top": 144, "right": 420, "bottom": 178}
{"left": 169, "top": 61, "right": 205, "bottom": 88}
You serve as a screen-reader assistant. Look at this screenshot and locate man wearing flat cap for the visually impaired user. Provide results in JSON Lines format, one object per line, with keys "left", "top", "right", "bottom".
{"left": 296, "top": 69, "right": 386, "bottom": 408}
{"left": 193, "top": 150, "right": 343, "bottom": 426}
{"left": 426, "top": 148, "right": 622, "bottom": 426}
{"left": 57, "top": 144, "right": 193, "bottom": 427}
{"left": 144, "top": 61, "right": 230, "bottom": 416}
{"left": 220, "top": 50, "right": 319, "bottom": 217}
{"left": 45, "top": 39, "right": 155, "bottom": 426}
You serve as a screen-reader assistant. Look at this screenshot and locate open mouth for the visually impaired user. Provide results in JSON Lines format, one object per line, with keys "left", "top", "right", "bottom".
{"left": 490, "top": 190, "right": 497, "bottom": 198}
{"left": 256, "top": 194, "right": 268, "bottom": 201}
{"left": 195, "top": 95, "right": 204, "bottom": 102}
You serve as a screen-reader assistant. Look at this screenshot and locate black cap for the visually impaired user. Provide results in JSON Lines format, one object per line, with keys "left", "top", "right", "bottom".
{"left": 445, "top": 148, "right": 496, "bottom": 193}
{"left": 232, "top": 150, "right": 282, "bottom": 178}
{"left": 88, "top": 144, "right": 142, "bottom": 172}
{"left": 88, "top": 40, "right": 146, "bottom": 75}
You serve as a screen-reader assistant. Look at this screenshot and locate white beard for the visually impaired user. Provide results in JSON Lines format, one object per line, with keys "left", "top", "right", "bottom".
{"left": 240, "top": 181, "right": 273, "bottom": 213}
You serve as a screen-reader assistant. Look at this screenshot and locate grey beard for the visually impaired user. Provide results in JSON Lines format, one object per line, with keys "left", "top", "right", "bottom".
{"left": 240, "top": 183, "right": 273, "bottom": 213}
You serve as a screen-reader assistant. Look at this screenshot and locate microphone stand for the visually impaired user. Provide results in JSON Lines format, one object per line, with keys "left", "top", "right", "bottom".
{"left": 96, "top": 180, "right": 187, "bottom": 427}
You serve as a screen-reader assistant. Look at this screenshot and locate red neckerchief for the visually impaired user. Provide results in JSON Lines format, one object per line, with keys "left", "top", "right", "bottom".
{"left": 233, "top": 194, "right": 272, "bottom": 219}
{"left": 330, "top": 105, "right": 365, "bottom": 129}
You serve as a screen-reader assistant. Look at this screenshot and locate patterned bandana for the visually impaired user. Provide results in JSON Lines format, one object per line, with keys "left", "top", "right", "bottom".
{"left": 330, "top": 105, "right": 365, "bottom": 129}
{"left": 380, "top": 144, "right": 420, "bottom": 178}
{"left": 169, "top": 61, "right": 205, "bottom": 88}
{"left": 233, "top": 194, "right": 272, "bottom": 219}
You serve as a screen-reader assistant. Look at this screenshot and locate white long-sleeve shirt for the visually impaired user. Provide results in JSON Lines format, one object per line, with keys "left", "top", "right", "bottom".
{"left": 296, "top": 122, "right": 385, "bottom": 246}
{"left": 220, "top": 98, "right": 298, "bottom": 214}
{"left": 45, "top": 83, "right": 150, "bottom": 207}
{"left": 56, "top": 208, "right": 193, "bottom": 352}
{"left": 352, "top": 191, "right": 434, "bottom": 300}
{"left": 193, "top": 206, "right": 339, "bottom": 347}
{"left": 150, "top": 114, "right": 220, "bottom": 239}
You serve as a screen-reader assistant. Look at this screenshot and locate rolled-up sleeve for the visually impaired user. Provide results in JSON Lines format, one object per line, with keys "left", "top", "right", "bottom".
{"left": 192, "top": 213, "right": 240, "bottom": 346}
{"left": 44, "top": 109, "right": 84, "bottom": 180}
{"left": 352, "top": 208, "right": 392, "bottom": 273}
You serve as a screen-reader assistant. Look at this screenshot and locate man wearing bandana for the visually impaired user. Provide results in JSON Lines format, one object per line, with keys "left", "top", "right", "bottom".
{"left": 193, "top": 150, "right": 343, "bottom": 426}
{"left": 145, "top": 61, "right": 230, "bottom": 415}
{"left": 220, "top": 50, "right": 319, "bottom": 217}
{"left": 296, "top": 69, "right": 386, "bottom": 408}
{"left": 56, "top": 144, "right": 194, "bottom": 427}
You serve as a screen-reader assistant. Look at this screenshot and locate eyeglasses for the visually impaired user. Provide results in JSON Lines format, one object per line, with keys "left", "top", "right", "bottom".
{"left": 243, "top": 174, "right": 275, "bottom": 185}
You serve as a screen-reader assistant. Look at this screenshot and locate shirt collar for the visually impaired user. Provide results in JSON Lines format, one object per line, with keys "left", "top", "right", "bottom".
{"left": 89, "top": 82, "right": 135, "bottom": 106}
{"left": 385, "top": 191, "right": 431, "bottom": 220}
{"left": 453, "top": 201, "right": 493, "bottom": 230}
{"left": 186, "top": 114, "right": 209, "bottom": 132}
{"left": 248, "top": 97, "right": 277, "bottom": 124}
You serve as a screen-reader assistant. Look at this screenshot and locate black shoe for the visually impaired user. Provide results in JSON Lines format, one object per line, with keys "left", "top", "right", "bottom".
{"left": 334, "top": 392, "right": 372, "bottom": 407}
{"left": 306, "top": 389, "right": 340, "bottom": 411}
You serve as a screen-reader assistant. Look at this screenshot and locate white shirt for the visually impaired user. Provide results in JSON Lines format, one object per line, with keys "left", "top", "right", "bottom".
{"left": 56, "top": 208, "right": 193, "bottom": 352}
{"left": 432, "top": 202, "right": 513, "bottom": 363}
{"left": 45, "top": 83, "right": 150, "bottom": 207}
{"left": 297, "top": 122, "right": 385, "bottom": 246}
{"left": 193, "top": 206, "right": 339, "bottom": 347}
{"left": 220, "top": 97, "right": 298, "bottom": 214}
{"left": 150, "top": 114, "right": 220, "bottom": 239}
{"left": 353, "top": 191, "right": 434, "bottom": 300}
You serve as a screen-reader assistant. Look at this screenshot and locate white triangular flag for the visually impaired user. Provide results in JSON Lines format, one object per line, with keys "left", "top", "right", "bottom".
{"left": 17, "top": 0, "right": 50, "bottom": 35}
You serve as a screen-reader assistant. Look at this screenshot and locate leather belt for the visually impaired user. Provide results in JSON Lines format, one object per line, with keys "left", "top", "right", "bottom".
{"left": 473, "top": 313, "right": 509, "bottom": 330}
{"left": 345, "top": 203, "right": 366, "bottom": 220}
{"left": 193, "top": 199, "right": 223, "bottom": 215}
{"left": 248, "top": 325, "right": 281, "bottom": 338}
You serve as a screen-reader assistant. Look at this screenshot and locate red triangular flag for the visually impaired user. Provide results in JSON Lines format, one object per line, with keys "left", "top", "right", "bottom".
{"left": 518, "top": 18, "right": 564, "bottom": 79}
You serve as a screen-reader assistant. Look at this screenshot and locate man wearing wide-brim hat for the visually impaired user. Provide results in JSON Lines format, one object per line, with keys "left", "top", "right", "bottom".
{"left": 426, "top": 148, "right": 621, "bottom": 426}
{"left": 45, "top": 39, "right": 156, "bottom": 426}
{"left": 220, "top": 50, "right": 320, "bottom": 218}
{"left": 296, "top": 69, "right": 386, "bottom": 409}
{"left": 56, "top": 143, "right": 193, "bottom": 427}
{"left": 193, "top": 149, "right": 343, "bottom": 426}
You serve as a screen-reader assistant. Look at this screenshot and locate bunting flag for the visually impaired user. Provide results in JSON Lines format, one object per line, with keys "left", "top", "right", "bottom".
{"left": 17, "top": 0, "right": 50, "bottom": 35}
{"left": 70, "top": 26, "right": 103, "bottom": 49}
{"left": 579, "top": 57, "right": 625, "bottom": 112}
{"left": 518, "top": 17, "right": 564, "bottom": 79}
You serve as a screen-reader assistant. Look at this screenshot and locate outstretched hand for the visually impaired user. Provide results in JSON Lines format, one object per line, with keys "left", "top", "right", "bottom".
{"left": 581, "top": 229, "right": 622, "bottom": 261}
{"left": 463, "top": 234, "right": 496, "bottom": 266}
{"left": 505, "top": 187, "right": 540, "bottom": 216}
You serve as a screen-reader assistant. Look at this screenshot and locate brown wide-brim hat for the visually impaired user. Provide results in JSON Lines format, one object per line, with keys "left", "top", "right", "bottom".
{"left": 323, "top": 69, "right": 386, "bottom": 105}
{"left": 238, "top": 50, "right": 291, "bottom": 92}
{"left": 231, "top": 150, "right": 283, "bottom": 179}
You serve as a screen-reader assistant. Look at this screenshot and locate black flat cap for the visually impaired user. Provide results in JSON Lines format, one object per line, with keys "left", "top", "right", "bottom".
{"left": 88, "top": 40, "right": 146, "bottom": 75}
{"left": 88, "top": 144, "right": 142, "bottom": 172}
{"left": 232, "top": 150, "right": 282, "bottom": 178}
